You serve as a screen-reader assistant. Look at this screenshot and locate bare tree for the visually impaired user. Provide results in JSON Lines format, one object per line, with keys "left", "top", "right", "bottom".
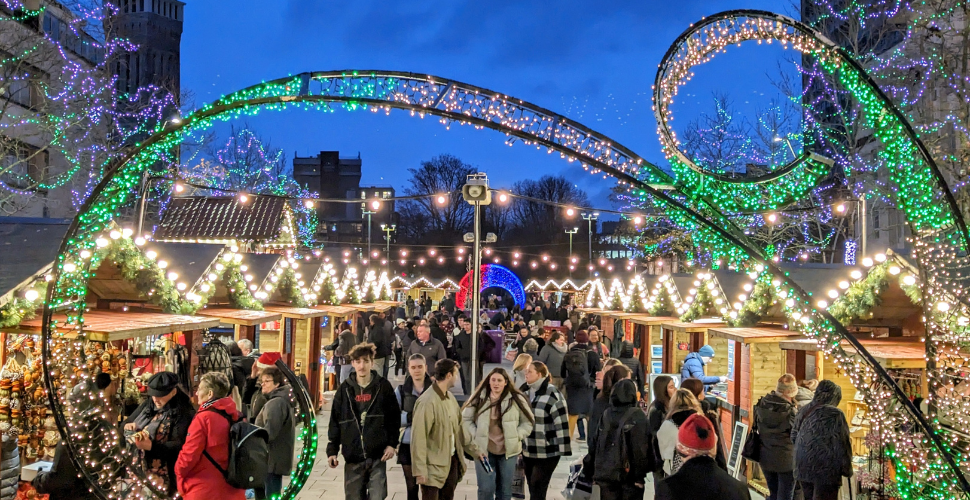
{"left": 397, "top": 154, "right": 475, "bottom": 244}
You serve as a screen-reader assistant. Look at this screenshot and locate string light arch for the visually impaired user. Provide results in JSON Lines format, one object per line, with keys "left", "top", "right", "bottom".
{"left": 455, "top": 265, "right": 527, "bottom": 310}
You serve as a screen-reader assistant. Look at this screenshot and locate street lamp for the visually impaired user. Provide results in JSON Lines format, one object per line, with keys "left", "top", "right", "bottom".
{"left": 565, "top": 227, "right": 579, "bottom": 276}
{"left": 381, "top": 224, "right": 396, "bottom": 270}
{"left": 581, "top": 212, "right": 599, "bottom": 276}
{"left": 462, "top": 173, "right": 491, "bottom": 390}
{"left": 773, "top": 136, "right": 797, "bottom": 158}
{"left": 362, "top": 199, "right": 381, "bottom": 264}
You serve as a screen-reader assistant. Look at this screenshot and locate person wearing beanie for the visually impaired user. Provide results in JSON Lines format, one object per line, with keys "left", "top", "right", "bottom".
{"left": 680, "top": 345, "right": 725, "bottom": 393}
{"left": 791, "top": 380, "right": 852, "bottom": 500}
{"left": 795, "top": 378, "right": 819, "bottom": 409}
{"left": 752, "top": 374, "right": 798, "bottom": 500}
{"left": 585, "top": 379, "right": 650, "bottom": 500}
{"left": 560, "top": 329, "right": 601, "bottom": 442}
{"left": 656, "top": 413, "right": 751, "bottom": 500}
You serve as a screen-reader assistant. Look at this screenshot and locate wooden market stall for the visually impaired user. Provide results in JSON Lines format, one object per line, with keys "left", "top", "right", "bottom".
{"left": 587, "top": 309, "right": 677, "bottom": 391}
{"left": 660, "top": 320, "right": 726, "bottom": 377}
{"left": 194, "top": 307, "right": 282, "bottom": 346}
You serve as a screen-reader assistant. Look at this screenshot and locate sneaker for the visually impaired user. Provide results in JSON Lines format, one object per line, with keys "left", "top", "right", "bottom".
{"left": 576, "top": 436, "right": 586, "bottom": 442}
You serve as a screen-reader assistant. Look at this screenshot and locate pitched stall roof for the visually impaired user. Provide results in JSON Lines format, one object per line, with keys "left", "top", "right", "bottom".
{"left": 195, "top": 307, "right": 282, "bottom": 326}
{"left": 0, "top": 218, "right": 71, "bottom": 300}
{"left": 87, "top": 242, "right": 225, "bottom": 301}
{"left": 154, "top": 195, "right": 288, "bottom": 242}
{"left": 13, "top": 311, "right": 220, "bottom": 342}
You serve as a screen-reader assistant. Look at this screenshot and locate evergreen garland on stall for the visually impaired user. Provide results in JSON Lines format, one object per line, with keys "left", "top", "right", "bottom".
{"left": 649, "top": 285, "right": 675, "bottom": 316}
{"left": 727, "top": 276, "right": 776, "bottom": 327}
{"left": 680, "top": 282, "right": 715, "bottom": 322}
{"left": 828, "top": 263, "right": 889, "bottom": 325}
{"left": 278, "top": 267, "right": 308, "bottom": 307}
{"left": 223, "top": 261, "right": 264, "bottom": 310}
{"left": 610, "top": 290, "right": 624, "bottom": 311}
{"left": 343, "top": 283, "right": 362, "bottom": 305}
{"left": 364, "top": 281, "right": 380, "bottom": 304}
{"left": 104, "top": 238, "right": 198, "bottom": 314}
{"left": 627, "top": 283, "right": 646, "bottom": 313}
{"left": 0, "top": 282, "right": 47, "bottom": 328}
{"left": 318, "top": 276, "right": 338, "bottom": 305}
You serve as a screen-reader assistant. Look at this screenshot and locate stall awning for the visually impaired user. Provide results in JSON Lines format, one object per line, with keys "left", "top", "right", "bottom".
{"left": 372, "top": 301, "right": 400, "bottom": 311}
{"left": 13, "top": 311, "right": 221, "bottom": 342}
{"left": 262, "top": 305, "right": 329, "bottom": 320}
{"left": 196, "top": 307, "right": 282, "bottom": 326}
{"left": 708, "top": 326, "right": 803, "bottom": 344}
{"left": 626, "top": 314, "right": 679, "bottom": 326}
{"left": 846, "top": 342, "right": 927, "bottom": 369}
{"left": 313, "top": 305, "right": 358, "bottom": 317}
{"left": 663, "top": 320, "right": 726, "bottom": 334}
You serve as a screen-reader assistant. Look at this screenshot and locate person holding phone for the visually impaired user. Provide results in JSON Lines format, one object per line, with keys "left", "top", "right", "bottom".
{"left": 461, "top": 368, "right": 535, "bottom": 500}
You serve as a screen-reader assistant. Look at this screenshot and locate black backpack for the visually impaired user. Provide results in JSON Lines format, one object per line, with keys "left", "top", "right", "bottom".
{"left": 563, "top": 350, "right": 589, "bottom": 386}
{"left": 592, "top": 407, "right": 640, "bottom": 483}
{"left": 202, "top": 408, "right": 270, "bottom": 490}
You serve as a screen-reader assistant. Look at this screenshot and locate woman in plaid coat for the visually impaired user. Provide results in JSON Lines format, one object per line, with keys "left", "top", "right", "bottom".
{"left": 519, "top": 361, "right": 572, "bottom": 500}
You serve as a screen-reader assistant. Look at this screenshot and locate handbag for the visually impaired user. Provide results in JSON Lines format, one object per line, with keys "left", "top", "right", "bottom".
{"left": 511, "top": 455, "right": 527, "bottom": 499}
{"left": 741, "top": 428, "right": 762, "bottom": 462}
{"left": 562, "top": 458, "right": 593, "bottom": 500}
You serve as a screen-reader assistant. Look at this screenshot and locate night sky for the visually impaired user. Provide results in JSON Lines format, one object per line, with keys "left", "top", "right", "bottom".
{"left": 180, "top": 0, "right": 797, "bottom": 213}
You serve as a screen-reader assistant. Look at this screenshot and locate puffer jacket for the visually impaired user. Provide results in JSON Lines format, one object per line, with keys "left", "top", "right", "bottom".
{"left": 752, "top": 391, "right": 796, "bottom": 473}
{"left": 791, "top": 380, "right": 852, "bottom": 486}
{"left": 1, "top": 435, "right": 19, "bottom": 500}
{"left": 681, "top": 352, "right": 721, "bottom": 389}
{"left": 461, "top": 392, "right": 535, "bottom": 459}
{"left": 794, "top": 386, "right": 814, "bottom": 409}
{"left": 175, "top": 397, "right": 246, "bottom": 500}
{"left": 255, "top": 385, "right": 297, "bottom": 475}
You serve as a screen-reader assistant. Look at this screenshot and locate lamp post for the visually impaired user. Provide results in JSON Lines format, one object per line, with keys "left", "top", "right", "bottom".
{"left": 362, "top": 199, "right": 380, "bottom": 264}
{"left": 462, "top": 173, "right": 491, "bottom": 391}
{"left": 381, "top": 224, "right": 396, "bottom": 270}
{"left": 565, "top": 227, "right": 579, "bottom": 276}
{"left": 581, "top": 212, "right": 599, "bottom": 277}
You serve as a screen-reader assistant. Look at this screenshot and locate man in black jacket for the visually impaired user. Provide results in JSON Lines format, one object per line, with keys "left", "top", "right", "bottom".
{"left": 327, "top": 343, "right": 401, "bottom": 500}
{"left": 586, "top": 379, "right": 650, "bottom": 500}
{"left": 655, "top": 413, "right": 751, "bottom": 500}
{"left": 368, "top": 314, "right": 391, "bottom": 378}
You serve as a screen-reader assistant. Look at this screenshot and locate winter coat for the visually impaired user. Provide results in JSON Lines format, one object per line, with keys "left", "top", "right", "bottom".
{"left": 646, "top": 399, "right": 667, "bottom": 473}
{"left": 794, "top": 386, "right": 814, "bottom": 409}
{"left": 586, "top": 394, "right": 611, "bottom": 446}
{"left": 461, "top": 392, "right": 534, "bottom": 459}
{"left": 561, "top": 344, "right": 600, "bottom": 415}
{"left": 618, "top": 343, "right": 646, "bottom": 393}
{"left": 407, "top": 337, "right": 448, "bottom": 369}
{"left": 1, "top": 435, "right": 19, "bottom": 500}
{"left": 411, "top": 383, "right": 467, "bottom": 489}
{"left": 368, "top": 321, "right": 391, "bottom": 359}
{"left": 585, "top": 380, "right": 650, "bottom": 484}
{"left": 537, "top": 343, "right": 567, "bottom": 380}
{"left": 453, "top": 330, "right": 474, "bottom": 362}
{"left": 681, "top": 352, "right": 721, "bottom": 389}
{"left": 124, "top": 389, "right": 196, "bottom": 495}
{"left": 430, "top": 324, "right": 448, "bottom": 348}
{"left": 255, "top": 385, "right": 296, "bottom": 475}
{"left": 30, "top": 441, "right": 97, "bottom": 500}
{"left": 396, "top": 375, "right": 432, "bottom": 447}
{"left": 513, "top": 334, "right": 544, "bottom": 357}
{"left": 752, "top": 391, "right": 797, "bottom": 473}
{"left": 657, "top": 409, "right": 694, "bottom": 474}
{"left": 174, "top": 397, "right": 246, "bottom": 500}
{"left": 231, "top": 355, "right": 258, "bottom": 404}
{"left": 395, "top": 327, "right": 414, "bottom": 354}
{"left": 791, "top": 381, "right": 852, "bottom": 486}
{"left": 325, "top": 329, "right": 358, "bottom": 366}
{"left": 326, "top": 371, "right": 400, "bottom": 464}
{"left": 519, "top": 378, "right": 572, "bottom": 458}
{"left": 655, "top": 456, "right": 751, "bottom": 500}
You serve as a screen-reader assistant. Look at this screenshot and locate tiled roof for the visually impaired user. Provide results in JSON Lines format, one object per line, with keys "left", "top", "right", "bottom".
{"left": 154, "top": 196, "right": 287, "bottom": 242}
{"left": 0, "top": 217, "right": 71, "bottom": 297}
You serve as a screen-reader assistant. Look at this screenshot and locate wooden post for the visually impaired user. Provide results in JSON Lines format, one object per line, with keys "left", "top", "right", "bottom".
{"left": 236, "top": 324, "right": 256, "bottom": 343}
{"left": 183, "top": 329, "right": 204, "bottom": 392}
{"left": 308, "top": 316, "right": 323, "bottom": 408}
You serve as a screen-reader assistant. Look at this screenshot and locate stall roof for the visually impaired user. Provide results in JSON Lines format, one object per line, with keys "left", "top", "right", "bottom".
{"left": 241, "top": 253, "right": 282, "bottom": 286}
{"left": 196, "top": 307, "right": 282, "bottom": 326}
{"left": 263, "top": 305, "right": 329, "bottom": 319}
{"left": 314, "top": 305, "right": 358, "bottom": 316}
{"left": 13, "top": 311, "right": 220, "bottom": 342}
{"left": 708, "top": 326, "right": 803, "bottom": 344}
{"left": 372, "top": 301, "right": 400, "bottom": 310}
{"left": 662, "top": 320, "right": 725, "bottom": 334}
{"left": 154, "top": 195, "right": 289, "bottom": 242}
{"left": 780, "top": 337, "right": 926, "bottom": 368}
{"left": 0, "top": 218, "right": 70, "bottom": 300}
{"left": 87, "top": 242, "right": 225, "bottom": 301}
{"left": 627, "top": 314, "right": 679, "bottom": 326}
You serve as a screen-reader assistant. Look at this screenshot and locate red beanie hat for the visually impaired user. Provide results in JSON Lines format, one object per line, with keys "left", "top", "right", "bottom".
{"left": 257, "top": 352, "right": 282, "bottom": 369}
{"left": 678, "top": 413, "right": 717, "bottom": 451}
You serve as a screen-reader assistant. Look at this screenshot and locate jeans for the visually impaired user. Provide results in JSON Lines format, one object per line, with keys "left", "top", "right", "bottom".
{"left": 373, "top": 357, "right": 386, "bottom": 379}
{"left": 523, "top": 456, "right": 560, "bottom": 500}
{"left": 420, "top": 454, "right": 461, "bottom": 500}
{"left": 800, "top": 481, "right": 840, "bottom": 500}
{"left": 765, "top": 471, "right": 796, "bottom": 500}
{"left": 256, "top": 473, "right": 283, "bottom": 500}
{"left": 460, "top": 363, "right": 473, "bottom": 395}
{"left": 475, "top": 452, "right": 517, "bottom": 500}
{"left": 345, "top": 459, "right": 388, "bottom": 500}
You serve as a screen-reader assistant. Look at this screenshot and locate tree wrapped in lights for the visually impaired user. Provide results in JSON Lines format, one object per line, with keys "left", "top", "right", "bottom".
{"left": 626, "top": 276, "right": 647, "bottom": 313}
{"left": 648, "top": 283, "right": 675, "bottom": 317}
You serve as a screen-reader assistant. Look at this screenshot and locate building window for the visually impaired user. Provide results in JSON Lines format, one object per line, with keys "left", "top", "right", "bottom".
{"left": 382, "top": 191, "right": 390, "bottom": 199}
{"left": 1, "top": 142, "right": 49, "bottom": 191}
{"left": 355, "top": 224, "right": 363, "bottom": 233}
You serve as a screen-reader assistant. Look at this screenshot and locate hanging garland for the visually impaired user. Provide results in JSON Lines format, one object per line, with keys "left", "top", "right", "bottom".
{"left": 680, "top": 281, "right": 716, "bottom": 322}
{"left": 610, "top": 290, "right": 624, "bottom": 311}
{"left": 726, "top": 274, "right": 777, "bottom": 327}
{"left": 277, "top": 267, "right": 308, "bottom": 308}
{"left": 342, "top": 283, "right": 361, "bottom": 305}
{"left": 317, "top": 277, "right": 338, "bottom": 305}
{"left": 223, "top": 261, "right": 263, "bottom": 310}
{"left": 649, "top": 285, "right": 675, "bottom": 316}
{"left": 0, "top": 282, "right": 48, "bottom": 329}
{"left": 102, "top": 236, "right": 201, "bottom": 314}
{"left": 828, "top": 263, "right": 890, "bottom": 325}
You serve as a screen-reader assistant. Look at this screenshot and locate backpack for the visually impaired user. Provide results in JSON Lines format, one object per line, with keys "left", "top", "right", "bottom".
{"left": 563, "top": 350, "right": 590, "bottom": 386}
{"left": 202, "top": 408, "right": 270, "bottom": 490}
{"left": 592, "top": 407, "right": 640, "bottom": 483}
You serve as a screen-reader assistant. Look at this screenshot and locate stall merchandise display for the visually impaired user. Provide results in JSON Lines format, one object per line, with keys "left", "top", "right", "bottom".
{"left": 0, "top": 335, "right": 59, "bottom": 464}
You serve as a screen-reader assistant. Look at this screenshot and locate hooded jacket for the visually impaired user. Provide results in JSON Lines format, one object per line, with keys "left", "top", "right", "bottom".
{"left": 752, "top": 391, "right": 797, "bottom": 473}
{"left": 325, "top": 329, "right": 359, "bottom": 366}
{"left": 537, "top": 342, "right": 567, "bottom": 379}
{"left": 561, "top": 343, "right": 601, "bottom": 415}
{"left": 175, "top": 397, "right": 246, "bottom": 500}
{"left": 618, "top": 342, "right": 646, "bottom": 393}
{"left": 326, "top": 370, "right": 401, "bottom": 464}
{"left": 791, "top": 380, "right": 852, "bottom": 485}
{"left": 255, "top": 384, "right": 296, "bottom": 475}
{"left": 407, "top": 337, "right": 448, "bottom": 369}
{"left": 681, "top": 352, "right": 721, "bottom": 388}
{"left": 794, "top": 386, "right": 815, "bottom": 409}
{"left": 585, "top": 380, "right": 650, "bottom": 483}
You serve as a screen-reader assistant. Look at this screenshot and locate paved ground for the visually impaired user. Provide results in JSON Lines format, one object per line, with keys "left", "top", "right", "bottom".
{"left": 296, "top": 365, "right": 764, "bottom": 500}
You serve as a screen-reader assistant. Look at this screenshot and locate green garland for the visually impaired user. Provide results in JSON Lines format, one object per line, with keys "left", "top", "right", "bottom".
{"left": 318, "top": 277, "right": 338, "bottom": 305}
{"left": 726, "top": 275, "right": 776, "bottom": 327}
{"left": 0, "top": 282, "right": 48, "bottom": 328}
{"left": 364, "top": 281, "right": 380, "bottom": 303}
{"left": 343, "top": 283, "right": 361, "bottom": 305}
{"left": 627, "top": 282, "right": 646, "bottom": 313}
{"left": 224, "top": 261, "right": 264, "bottom": 310}
{"left": 380, "top": 284, "right": 392, "bottom": 302}
{"left": 649, "top": 285, "right": 675, "bottom": 316}
{"left": 680, "top": 282, "right": 715, "bottom": 322}
{"left": 104, "top": 238, "right": 200, "bottom": 314}
{"left": 609, "top": 290, "right": 624, "bottom": 311}
{"left": 278, "top": 267, "right": 308, "bottom": 308}
{"left": 828, "top": 263, "right": 889, "bottom": 325}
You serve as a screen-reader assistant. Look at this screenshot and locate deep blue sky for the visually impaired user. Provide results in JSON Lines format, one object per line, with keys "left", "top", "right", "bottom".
{"left": 180, "top": 1, "right": 797, "bottom": 213}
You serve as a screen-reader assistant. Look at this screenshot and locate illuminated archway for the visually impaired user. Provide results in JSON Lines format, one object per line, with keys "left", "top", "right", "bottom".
{"left": 456, "top": 264, "right": 526, "bottom": 310}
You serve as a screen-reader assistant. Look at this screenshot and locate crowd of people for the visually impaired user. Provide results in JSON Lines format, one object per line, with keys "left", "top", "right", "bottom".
{"left": 30, "top": 340, "right": 298, "bottom": 500}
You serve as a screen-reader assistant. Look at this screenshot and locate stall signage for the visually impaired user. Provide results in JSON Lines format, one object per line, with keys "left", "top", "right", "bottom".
{"left": 727, "top": 420, "right": 749, "bottom": 478}
{"left": 284, "top": 318, "right": 293, "bottom": 354}
{"left": 727, "top": 339, "right": 736, "bottom": 381}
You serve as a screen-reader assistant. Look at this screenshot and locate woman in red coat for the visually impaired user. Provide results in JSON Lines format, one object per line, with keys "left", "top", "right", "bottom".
{"left": 175, "top": 372, "right": 246, "bottom": 500}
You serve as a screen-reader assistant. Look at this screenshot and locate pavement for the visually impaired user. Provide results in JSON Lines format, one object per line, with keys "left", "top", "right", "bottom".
{"left": 295, "top": 365, "right": 764, "bottom": 500}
